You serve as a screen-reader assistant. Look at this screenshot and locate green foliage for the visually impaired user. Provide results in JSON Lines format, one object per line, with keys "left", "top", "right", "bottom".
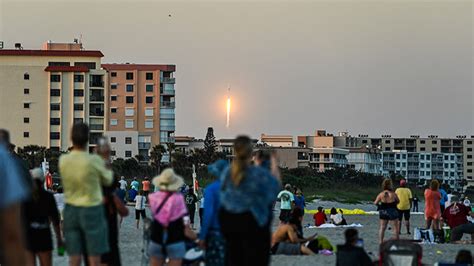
{"left": 204, "top": 127, "right": 218, "bottom": 164}
{"left": 16, "top": 145, "right": 63, "bottom": 174}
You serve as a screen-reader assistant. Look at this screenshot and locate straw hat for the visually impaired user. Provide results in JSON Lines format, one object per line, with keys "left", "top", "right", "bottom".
{"left": 30, "top": 168, "right": 45, "bottom": 181}
{"left": 152, "top": 168, "right": 184, "bottom": 192}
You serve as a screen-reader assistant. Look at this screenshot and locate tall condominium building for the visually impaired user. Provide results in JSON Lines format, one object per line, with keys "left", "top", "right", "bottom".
{"left": 0, "top": 41, "right": 106, "bottom": 151}
{"left": 102, "top": 64, "right": 176, "bottom": 160}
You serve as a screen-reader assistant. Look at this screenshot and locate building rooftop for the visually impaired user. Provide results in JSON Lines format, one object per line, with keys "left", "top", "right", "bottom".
{"left": 0, "top": 49, "right": 104, "bottom": 57}
{"left": 102, "top": 64, "right": 175, "bottom": 72}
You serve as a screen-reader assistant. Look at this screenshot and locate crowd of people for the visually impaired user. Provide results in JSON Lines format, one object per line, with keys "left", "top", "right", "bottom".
{"left": 1, "top": 123, "right": 474, "bottom": 266}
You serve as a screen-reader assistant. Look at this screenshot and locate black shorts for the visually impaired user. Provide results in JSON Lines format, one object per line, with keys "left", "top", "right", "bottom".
{"left": 26, "top": 228, "right": 53, "bottom": 252}
{"left": 279, "top": 209, "right": 292, "bottom": 223}
{"left": 379, "top": 208, "right": 399, "bottom": 221}
{"left": 135, "top": 209, "right": 146, "bottom": 220}
{"left": 398, "top": 209, "right": 411, "bottom": 221}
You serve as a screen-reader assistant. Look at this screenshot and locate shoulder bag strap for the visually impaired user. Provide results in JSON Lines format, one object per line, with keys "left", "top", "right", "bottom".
{"left": 153, "top": 192, "right": 173, "bottom": 216}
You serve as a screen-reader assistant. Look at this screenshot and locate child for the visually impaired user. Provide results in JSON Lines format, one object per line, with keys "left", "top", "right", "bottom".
{"left": 313, "top": 206, "right": 327, "bottom": 226}
{"left": 135, "top": 190, "right": 147, "bottom": 229}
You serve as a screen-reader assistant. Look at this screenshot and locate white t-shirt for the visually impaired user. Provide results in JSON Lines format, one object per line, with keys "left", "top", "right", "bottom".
{"left": 330, "top": 213, "right": 343, "bottom": 224}
{"left": 119, "top": 179, "right": 128, "bottom": 190}
{"left": 135, "top": 195, "right": 146, "bottom": 210}
{"left": 54, "top": 193, "right": 65, "bottom": 212}
{"left": 446, "top": 194, "right": 454, "bottom": 207}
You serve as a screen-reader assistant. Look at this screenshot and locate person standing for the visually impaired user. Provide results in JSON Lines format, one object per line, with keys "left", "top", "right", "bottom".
{"left": 412, "top": 194, "right": 419, "bottom": 212}
{"left": 118, "top": 176, "right": 127, "bottom": 191}
{"left": 395, "top": 179, "right": 412, "bottom": 235}
{"left": 439, "top": 185, "right": 448, "bottom": 213}
{"left": 148, "top": 169, "right": 197, "bottom": 266}
{"left": 185, "top": 185, "right": 198, "bottom": 229}
{"left": 142, "top": 177, "right": 151, "bottom": 198}
{"left": 198, "top": 190, "right": 205, "bottom": 228}
{"left": 23, "top": 168, "right": 64, "bottom": 266}
{"left": 0, "top": 130, "right": 29, "bottom": 266}
{"left": 374, "top": 178, "right": 400, "bottom": 244}
{"left": 446, "top": 190, "right": 454, "bottom": 208}
{"left": 219, "top": 136, "right": 280, "bottom": 266}
{"left": 294, "top": 188, "right": 306, "bottom": 212}
{"left": 135, "top": 190, "right": 147, "bottom": 229}
{"left": 131, "top": 177, "right": 140, "bottom": 192}
{"left": 198, "top": 160, "right": 228, "bottom": 266}
{"left": 277, "top": 184, "right": 295, "bottom": 223}
{"left": 59, "top": 123, "right": 113, "bottom": 266}
{"left": 424, "top": 180, "right": 442, "bottom": 230}
{"left": 53, "top": 187, "right": 65, "bottom": 227}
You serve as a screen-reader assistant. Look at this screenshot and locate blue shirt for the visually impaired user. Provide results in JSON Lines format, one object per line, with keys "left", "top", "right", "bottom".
{"left": 0, "top": 145, "right": 29, "bottom": 209}
{"left": 220, "top": 165, "right": 280, "bottom": 227}
{"left": 439, "top": 189, "right": 448, "bottom": 206}
{"left": 294, "top": 195, "right": 305, "bottom": 210}
{"left": 198, "top": 180, "right": 221, "bottom": 240}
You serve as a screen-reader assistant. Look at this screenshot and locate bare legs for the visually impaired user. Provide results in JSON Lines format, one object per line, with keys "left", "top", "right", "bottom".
{"left": 379, "top": 219, "right": 400, "bottom": 244}
{"left": 69, "top": 255, "right": 101, "bottom": 266}
{"left": 301, "top": 245, "right": 316, "bottom": 255}
{"left": 426, "top": 218, "right": 440, "bottom": 230}
{"left": 150, "top": 257, "right": 182, "bottom": 266}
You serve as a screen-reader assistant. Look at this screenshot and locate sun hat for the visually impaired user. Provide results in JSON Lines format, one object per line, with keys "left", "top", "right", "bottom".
{"left": 30, "top": 168, "right": 45, "bottom": 181}
{"left": 152, "top": 168, "right": 184, "bottom": 192}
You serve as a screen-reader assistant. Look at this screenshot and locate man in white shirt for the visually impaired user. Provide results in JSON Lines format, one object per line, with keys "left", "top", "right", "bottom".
{"left": 119, "top": 176, "right": 127, "bottom": 191}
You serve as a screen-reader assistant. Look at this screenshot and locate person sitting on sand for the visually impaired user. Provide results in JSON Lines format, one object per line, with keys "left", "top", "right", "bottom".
{"left": 374, "top": 178, "right": 400, "bottom": 244}
{"left": 336, "top": 229, "right": 373, "bottom": 266}
{"left": 442, "top": 195, "right": 474, "bottom": 244}
{"left": 330, "top": 207, "right": 347, "bottom": 226}
{"left": 271, "top": 208, "right": 316, "bottom": 255}
{"left": 313, "top": 206, "right": 327, "bottom": 226}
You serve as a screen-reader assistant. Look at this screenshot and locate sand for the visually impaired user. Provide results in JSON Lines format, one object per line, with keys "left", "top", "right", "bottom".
{"left": 51, "top": 202, "right": 473, "bottom": 266}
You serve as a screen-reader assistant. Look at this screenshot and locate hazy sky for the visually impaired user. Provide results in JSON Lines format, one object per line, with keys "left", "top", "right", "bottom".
{"left": 1, "top": 0, "right": 472, "bottom": 139}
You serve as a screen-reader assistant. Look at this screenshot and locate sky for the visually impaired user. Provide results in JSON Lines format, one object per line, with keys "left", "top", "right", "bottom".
{"left": 0, "top": 0, "right": 472, "bottom": 139}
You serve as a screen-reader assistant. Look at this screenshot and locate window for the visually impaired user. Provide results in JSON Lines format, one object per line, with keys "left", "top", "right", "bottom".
{"left": 146, "top": 72, "right": 153, "bottom": 80}
{"left": 444, "top": 163, "right": 449, "bottom": 168}
{"left": 468, "top": 169, "right": 473, "bottom": 173}
{"left": 125, "top": 108, "right": 134, "bottom": 116}
{"left": 50, "top": 132, "right": 60, "bottom": 140}
{"left": 50, "top": 74, "right": 61, "bottom": 82}
{"left": 361, "top": 140, "right": 368, "bottom": 144}
{"left": 50, "top": 104, "right": 60, "bottom": 111}
{"left": 24, "top": 73, "right": 29, "bottom": 80}
{"left": 126, "top": 84, "right": 134, "bottom": 92}
{"left": 396, "top": 154, "right": 400, "bottom": 159}
{"left": 146, "top": 97, "right": 153, "bottom": 104}
{"left": 24, "top": 132, "right": 29, "bottom": 138}
{"left": 468, "top": 162, "right": 473, "bottom": 166}
{"left": 420, "top": 155, "right": 425, "bottom": 160}
{"left": 444, "top": 155, "right": 449, "bottom": 160}
{"left": 125, "top": 137, "right": 132, "bottom": 144}
{"left": 111, "top": 84, "right": 117, "bottom": 90}
{"left": 145, "top": 108, "right": 154, "bottom": 116}
{"left": 24, "top": 117, "right": 29, "bottom": 123}
{"left": 450, "top": 172, "right": 455, "bottom": 177}
{"left": 451, "top": 155, "right": 455, "bottom": 160}
{"left": 426, "top": 163, "right": 431, "bottom": 168}
{"left": 145, "top": 119, "right": 153, "bottom": 129}
{"left": 402, "top": 162, "right": 406, "bottom": 167}
{"left": 50, "top": 118, "right": 60, "bottom": 125}
{"left": 432, "top": 140, "right": 437, "bottom": 144}
{"left": 125, "top": 119, "right": 134, "bottom": 128}
{"left": 420, "top": 163, "right": 424, "bottom": 168}
{"left": 396, "top": 162, "right": 400, "bottom": 167}
{"left": 24, "top": 103, "right": 30, "bottom": 109}
{"left": 74, "top": 104, "right": 83, "bottom": 111}
{"left": 402, "top": 154, "right": 406, "bottom": 159}
{"left": 385, "top": 140, "right": 390, "bottom": 144}
{"left": 468, "top": 148, "right": 473, "bottom": 152}
{"left": 420, "top": 171, "right": 424, "bottom": 176}
{"left": 385, "top": 147, "right": 390, "bottom": 151}
{"left": 50, "top": 89, "right": 60, "bottom": 96}
{"left": 125, "top": 151, "right": 132, "bottom": 158}
{"left": 420, "top": 147, "right": 425, "bottom": 151}
{"left": 111, "top": 108, "right": 117, "bottom": 113}
{"left": 420, "top": 140, "right": 425, "bottom": 144}
{"left": 468, "top": 141, "right": 472, "bottom": 145}
{"left": 451, "top": 163, "right": 455, "bottom": 168}
{"left": 111, "top": 72, "right": 117, "bottom": 77}
{"left": 426, "top": 155, "right": 431, "bottom": 160}
{"left": 111, "top": 96, "right": 117, "bottom": 101}
{"left": 111, "top": 150, "right": 116, "bottom": 156}
{"left": 24, "top": 88, "right": 29, "bottom": 94}
{"left": 74, "top": 62, "right": 96, "bottom": 69}
{"left": 110, "top": 119, "right": 118, "bottom": 126}
{"left": 146, "top": 84, "right": 154, "bottom": 92}
{"left": 468, "top": 155, "right": 472, "bottom": 159}
{"left": 110, "top": 137, "right": 116, "bottom": 143}
{"left": 74, "top": 90, "right": 84, "bottom": 97}
{"left": 126, "top": 72, "right": 134, "bottom": 80}
{"left": 426, "top": 171, "right": 431, "bottom": 176}
{"left": 432, "top": 147, "right": 438, "bottom": 152}
{"left": 126, "top": 96, "right": 134, "bottom": 104}
{"left": 74, "top": 118, "right": 83, "bottom": 124}
{"left": 74, "top": 75, "right": 84, "bottom": 82}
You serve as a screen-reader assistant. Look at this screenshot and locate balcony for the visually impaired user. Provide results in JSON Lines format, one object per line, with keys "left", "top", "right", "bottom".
{"left": 89, "top": 104, "right": 104, "bottom": 117}
{"left": 89, "top": 75, "right": 104, "bottom": 87}
{"left": 160, "top": 125, "right": 176, "bottom": 131}
{"left": 138, "top": 143, "right": 151, "bottom": 149}
{"left": 161, "top": 88, "right": 175, "bottom": 95}
{"left": 90, "top": 124, "right": 104, "bottom": 131}
{"left": 160, "top": 112, "right": 175, "bottom": 119}
{"left": 90, "top": 91, "right": 104, "bottom": 102}
{"left": 161, "top": 101, "right": 175, "bottom": 108}
{"left": 161, "top": 77, "right": 176, "bottom": 84}
{"left": 160, "top": 137, "right": 175, "bottom": 143}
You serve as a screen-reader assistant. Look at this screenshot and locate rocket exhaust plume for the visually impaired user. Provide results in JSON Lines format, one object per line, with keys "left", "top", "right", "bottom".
{"left": 226, "top": 86, "right": 231, "bottom": 128}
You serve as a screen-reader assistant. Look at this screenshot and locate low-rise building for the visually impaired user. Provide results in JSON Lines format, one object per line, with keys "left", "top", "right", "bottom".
{"left": 346, "top": 146, "right": 382, "bottom": 174}
{"left": 260, "top": 134, "right": 293, "bottom": 147}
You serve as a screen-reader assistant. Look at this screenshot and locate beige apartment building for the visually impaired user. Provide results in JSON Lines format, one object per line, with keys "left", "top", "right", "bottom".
{"left": 102, "top": 64, "right": 176, "bottom": 160}
{"left": 260, "top": 134, "right": 293, "bottom": 147}
{"left": 0, "top": 41, "right": 106, "bottom": 151}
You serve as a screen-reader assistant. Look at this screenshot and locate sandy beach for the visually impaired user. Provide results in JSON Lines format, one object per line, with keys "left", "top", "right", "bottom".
{"left": 51, "top": 202, "right": 473, "bottom": 266}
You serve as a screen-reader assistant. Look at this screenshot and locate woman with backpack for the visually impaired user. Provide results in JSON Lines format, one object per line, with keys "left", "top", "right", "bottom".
{"left": 148, "top": 169, "right": 196, "bottom": 266}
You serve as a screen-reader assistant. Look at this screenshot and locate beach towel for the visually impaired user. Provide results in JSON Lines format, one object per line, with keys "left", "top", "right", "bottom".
{"left": 304, "top": 223, "right": 363, "bottom": 229}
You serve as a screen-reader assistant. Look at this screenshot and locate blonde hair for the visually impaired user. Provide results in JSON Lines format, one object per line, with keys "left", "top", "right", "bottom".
{"left": 382, "top": 178, "right": 393, "bottom": 191}
{"left": 231, "top": 136, "right": 253, "bottom": 186}
{"left": 430, "top": 179, "right": 440, "bottom": 191}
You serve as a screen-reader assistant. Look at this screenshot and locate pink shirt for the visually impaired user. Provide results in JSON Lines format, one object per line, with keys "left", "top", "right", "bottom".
{"left": 148, "top": 191, "right": 188, "bottom": 227}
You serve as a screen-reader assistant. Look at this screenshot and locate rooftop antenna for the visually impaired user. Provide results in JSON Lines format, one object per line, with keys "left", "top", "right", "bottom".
{"left": 79, "top": 34, "right": 83, "bottom": 50}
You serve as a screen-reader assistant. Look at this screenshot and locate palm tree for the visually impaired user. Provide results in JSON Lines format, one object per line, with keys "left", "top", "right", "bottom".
{"left": 150, "top": 145, "right": 167, "bottom": 174}
{"left": 166, "top": 142, "right": 176, "bottom": 167}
